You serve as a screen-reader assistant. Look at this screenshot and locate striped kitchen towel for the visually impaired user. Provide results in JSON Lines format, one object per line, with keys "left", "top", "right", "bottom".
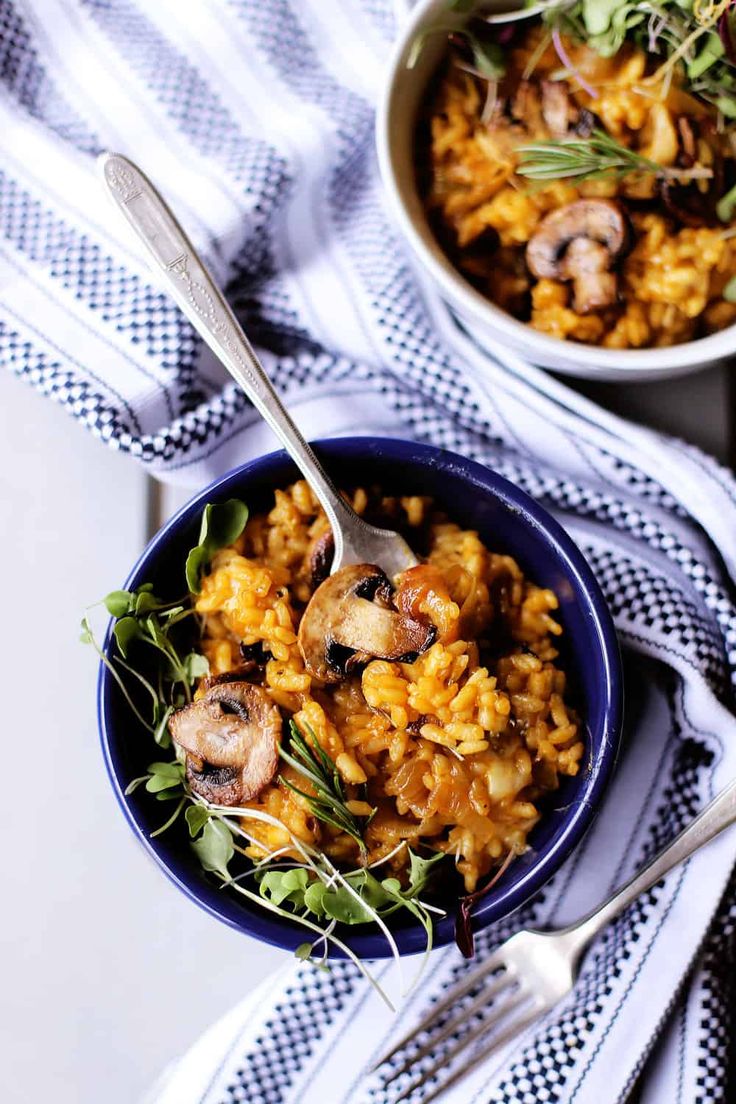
{"left": 2, "top": 1, "right": 736, "bottom": 1101}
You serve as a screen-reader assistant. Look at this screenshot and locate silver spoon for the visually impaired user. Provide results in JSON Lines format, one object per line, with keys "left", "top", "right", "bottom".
{"left": 99, "top": 152, "right": 418, "bottom": 579}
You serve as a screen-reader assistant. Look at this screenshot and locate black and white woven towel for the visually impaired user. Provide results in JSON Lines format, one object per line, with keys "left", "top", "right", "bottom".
{"left": 4, "top": 1, "right": 736, "bottom": 1101}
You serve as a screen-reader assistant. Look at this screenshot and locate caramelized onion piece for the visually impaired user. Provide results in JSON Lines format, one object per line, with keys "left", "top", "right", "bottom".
{"left": 298, "top": 563, "right": 436, "bottom": 683}
{"left": 394, "top": 563, "right": 460, "bottom": 644}
{"left": 169, "top": 681, "right": 281, "bottom": 805}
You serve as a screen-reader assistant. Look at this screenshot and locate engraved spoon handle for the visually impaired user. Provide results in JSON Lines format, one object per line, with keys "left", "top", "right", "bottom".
{"left": 99, "top": 152, "right": 379, "bottom": 571}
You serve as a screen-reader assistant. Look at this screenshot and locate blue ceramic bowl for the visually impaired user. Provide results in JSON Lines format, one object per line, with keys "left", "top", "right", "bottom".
{"left": 98, "top": 437, "right": 622, "bottom": 957}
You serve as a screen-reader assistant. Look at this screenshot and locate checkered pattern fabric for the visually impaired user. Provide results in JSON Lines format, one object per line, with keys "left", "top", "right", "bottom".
{"left": 3, "top": 2, "right": 736, "bottom": 1102}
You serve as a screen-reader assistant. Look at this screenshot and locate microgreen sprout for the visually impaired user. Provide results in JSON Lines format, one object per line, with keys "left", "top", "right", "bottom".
{"left": 185, "top": 498, "right": 249, "bottom": 593}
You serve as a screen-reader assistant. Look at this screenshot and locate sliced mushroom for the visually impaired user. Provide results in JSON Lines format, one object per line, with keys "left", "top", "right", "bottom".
{"left": 510, "top": 80, "right": 543, "bottom": 134}
{"left": 298, "top": 563, "right": 437, "bottom": 683}
{"left": 574, "top": 108, "right": 596, "bottom": 139}
{"left": 169, "top": 681, "right": 280, "bottom": 805}
{"left": 309, "top": 529, "right": 335, "bottom": 589}
{"left": 541, "top": 81, "right": 576, "bottom": 138}
{"left": 526, "top": 199, "right": 628, "bottom": 313}
{"left": 660, "top": 117, "right": 723, "bottom": 227}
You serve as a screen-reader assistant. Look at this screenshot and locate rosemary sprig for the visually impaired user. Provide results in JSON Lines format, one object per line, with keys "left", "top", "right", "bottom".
{"left": 278, "top": 720, "right": 375, "bottom": 854}
{"left": 516, "top": 128, "right": 714, "bottom": 184}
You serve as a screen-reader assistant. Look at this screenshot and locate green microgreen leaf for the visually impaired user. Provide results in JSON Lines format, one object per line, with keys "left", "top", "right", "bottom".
{"left": 149, "top": 760, "right": 185, "bottom": 780}
{"left": 466, "top": 32, "right": 506, "bottom": 80}
{"left": 408, "top": 848, "right": 446, "bottom": 894}
{"left": 152, "top": 704, "right": 174, "bottom": 748}
{"left": 80, "top": 615, "right": 154, "bottom": 733}
{"left": 135, "top": 590, "right": 162, "bottom": 615}
{"left": 322, "top": 886, "right": 375, "bottom": 924}
{"left": 184, "top": 546, "right": 208, "bottom": 595}
{"left": 192, "top": 819, "right": 234, "bottom": 880}
{"left": 183, "top": 652, "right": 210, "bottom": 684}
{"left": 717, "top": 181, "right": 736, "bottom": 222}
{"left": 145, "top": 764, "right": 184, "bottom": 793}
{"left": 347, "top": 870, "right": 394, "bottom": 911}
{"left": 581, "top": 0, "right": 624, "bottom": 36}
{"left": 185, "top": 804, "right": 211, "bottom": 838}
{"left": 723, "top": 275, "right": 736, "bottom": 302}
{"left": 259, "top": 868, "right": 311, "bottom": 908}
{"left": 185, "top": 499, "right": 249, "bottom": 592}
{"left": 687, "top": 30, "right": 724, "bottom": 79}
{"left": 124, "top": 774, "right": 150, "bottom": 796}
{"left": 113, "top": 616, "right": 141, "bottom": 658}
{"left": 381, "top": 876, "right": 402, "bottom": 896}
{"left": 105, "top": 589, "right": 134, "bottom": 617}
{"left": 303, "top": 880, "right": 329, "bottom": 918}
{"left": 715, "top": 95, "right": 736, "bottom": 119}
{"left": 295, "top": 942, "right": 313, "bottom": 962}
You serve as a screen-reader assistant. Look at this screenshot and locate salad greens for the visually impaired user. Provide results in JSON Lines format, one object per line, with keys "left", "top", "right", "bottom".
{"left": 81, "top": 582, "right": 204, "bottom": 746}
{"left": 536, "top": 0, "right": 736, "bottom": 117}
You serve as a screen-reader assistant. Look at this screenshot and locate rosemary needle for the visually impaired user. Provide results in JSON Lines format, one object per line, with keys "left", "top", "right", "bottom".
{"left": 279, "top": 720, "right": 374, "bottom": 853}
{"left": 516, "top": 128, "right": 714, "bottom": 185}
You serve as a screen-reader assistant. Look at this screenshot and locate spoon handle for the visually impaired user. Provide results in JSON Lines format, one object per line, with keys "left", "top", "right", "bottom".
{"left": 99, "top": 152, "right": 360, "bottom": 564}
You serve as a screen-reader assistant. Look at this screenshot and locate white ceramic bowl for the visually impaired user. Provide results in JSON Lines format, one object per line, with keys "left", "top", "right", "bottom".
{"left": 377, "top": 0, "right": 736, "bottom": 381}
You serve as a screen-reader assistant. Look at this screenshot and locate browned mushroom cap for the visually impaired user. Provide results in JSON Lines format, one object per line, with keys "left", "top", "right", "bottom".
{"left": 169, "top": 681, "right": 281, "bottom": 805}
{"left": 309, "top": 529, "right": 335, "bottom": 589}
{"left": 526, "top": 199, "right": 628, "bottom": 313}
{"left": 298, "top": 563, "right": 437, "bottom": 683}
{"left": 660, "top": 117, "right": 724, "bottom": 228}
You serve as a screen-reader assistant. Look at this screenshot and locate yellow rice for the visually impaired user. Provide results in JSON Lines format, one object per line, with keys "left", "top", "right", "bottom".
{"left": 195, "top": 481, "right": 582, "bottom": 892}
{"left": 422, "top": 28, "right": 736, "bottom": 348}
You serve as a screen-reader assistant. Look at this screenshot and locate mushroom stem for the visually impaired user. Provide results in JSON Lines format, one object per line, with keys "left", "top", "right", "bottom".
{"left": 526, "top": 199, "right": 628, "bottom": 314}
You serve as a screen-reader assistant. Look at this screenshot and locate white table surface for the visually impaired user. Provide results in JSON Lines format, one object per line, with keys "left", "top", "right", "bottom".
{"left": 2, "top": 372, "right": 283, "bottom": 1104}
{"left": 2, "top": 360, "right": 733, "bottom": 1104}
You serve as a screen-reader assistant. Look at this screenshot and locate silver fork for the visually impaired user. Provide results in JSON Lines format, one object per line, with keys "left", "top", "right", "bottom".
{"left": 373, "top": 773, "right": 736, "bottom": 1103}
{"left": 98, "top": 152, "right": 417, "bottom": 579}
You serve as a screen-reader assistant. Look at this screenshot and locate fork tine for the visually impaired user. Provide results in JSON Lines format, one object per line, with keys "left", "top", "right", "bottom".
{"left": 391, "top": 988, "right": 535, "bottom": 1104}
{"left": 371, "top": 950, "right": 507, "bottom": 1071}
{"left": 381, "top": 969, "right": 517, "bottom": 1086}
{"left": 398, "top": 1002, "right": 543, "bottom": 1104}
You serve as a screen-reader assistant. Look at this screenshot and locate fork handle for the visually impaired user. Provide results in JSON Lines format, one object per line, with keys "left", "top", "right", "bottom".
{"left": 564, "top": 774, "right": 736, "bottom": 956}
{"left": 98, "top": 152, "right": 364, "bottom": 565}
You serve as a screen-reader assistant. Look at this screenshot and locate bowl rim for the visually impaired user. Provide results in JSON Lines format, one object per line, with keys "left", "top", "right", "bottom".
{"left": 98, "top": 436, "right": 623, "bottom": 958}
{"left": 376, "top": 0, "right": 736, "bottom": 377}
